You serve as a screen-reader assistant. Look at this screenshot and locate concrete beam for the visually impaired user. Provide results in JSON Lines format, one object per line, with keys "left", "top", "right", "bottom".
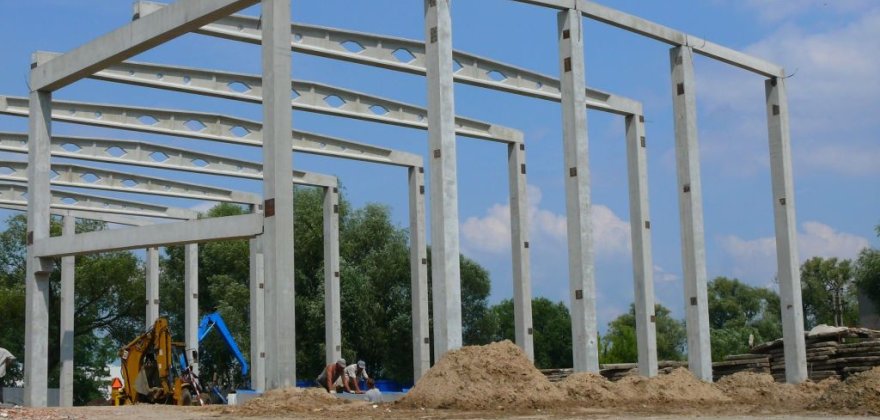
{"left": 248, "top": 237, "right": 265, "bottom": 391}
{"left": 425, "top": 0, "right": 463, "bottom": 357}
{"left": 0, "top": 96, "right": 422, "bottom": 168}
{"left": 0, "top": 182, "right": 197, "bottom": 221}
{"left": 85, "top": 59, "right": 521, "bottom": 143}
{"left": 29, "top": 0, "right": 258, "bottom": 91}
{"left": 145, "top": 247, "right": 160, "bottom": 328}
{"left": 508, "top": 142, "right": 534, "bottom": 361}
{"left": 625, "top": 114, "right": 658, "bottom": 377}
{"left": 0, "top": 160, "right": 261, "bottom": 205}
{"left": 765, "top": 77, "right": 807, "bottom": 384}
{"left": 408, "top": 166, "right": 429, "bottom": 380}
{"left": 323, "top": 187, "right": 341, "bottom": 366}
{"left": 0, "top": 204, "right": 154, "bottom": 227}
{"left": 34, "top": 212, "right": 262, "bottom": 257}
{"left": 558, "top": 9, "right": 599, "bottom": 373}
{"left": 59, "top": 215, "right": 75, "bottom": 407}
{"left": 184, "top": 243, "right": 199, "bottom": 375}
{"left": 670, "top": 46, "right": 712, "bottom": 382}
{"left": 135, "top": 2, "right": 640, "bottom": 115}
{"left": 261, "top": 0, "right": 296, "bottom": 388}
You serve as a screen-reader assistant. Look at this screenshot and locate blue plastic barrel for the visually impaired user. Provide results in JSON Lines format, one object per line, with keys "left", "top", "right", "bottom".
{"left": 374, "top": 379, "right": 400, "bottom": 392}
{"left": 296, "top": 379, "right": 313, "bottom": 388}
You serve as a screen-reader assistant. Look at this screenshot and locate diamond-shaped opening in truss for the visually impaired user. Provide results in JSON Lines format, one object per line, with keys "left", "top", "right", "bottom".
{"left": 122, "top": 179, "right": 138, "bottom": 188}
{"left": 80, "top": 172, "right": 100, "bottom": 183}
{"left": 369, "top": 105, "right": 389, "bottom": 116}
{"left": 60, "top": 197, "right": 78, "bottom": 205}
{"left": 49, "top": 170, "right": 59, "bottom": 180}
{"left": 227, "top": 81, "right": 251, "bottom": 93}
{"left": 452, "top": 59, "right": 463, "bottom": 73}
{"left": 392, "top": 48, "right": 416, "bottom": 63}
{"left": 149, "top": 151, "right": 169, "bottom": 162}
{"left": 60, "top": 143, "right": 81, "bottom": 153}
{"left": 487, "top": 70, "right": 507, "bottom": 82}
{"left": 0, "top": 166, "right": 13, "bottom": 176}
{"left": 138, "top": 115, "right": 159, "bottom": 126}
{"left": 340, "top": 40, "right": 365, "bottom": 53}
{"left": 536, "top": 81, "right": 544, "bottom": 89}
{"left": 94, "top": 111, "right": 103, "bottom": 119}
{"left": 183, "top": 75, "right": 192, "bottom": 85}
{"left": 191, "top": 159, "right": 209, "bottom": 168}
{"left": 20, "top": 192, "right": 28, "bottom": 200}
{"left": 294, "top": 33, "right": 303, "bottom": 43}
{"left": 156, "top": 72, "right": 164, "bottom": 80}
{"left": 105, "top": 146, "right": 126, "bottom": 158}
{"left": 229, "top": 126, "right": 250, "bottom": 138}
{"left": 184, "top": 119, "right": 207, "bottom": 132}
{"left": 291, "top": 89, "right": 301, "bottom": 100}
{"left": 323, "top": 95, "right": 345, "bottom": 108}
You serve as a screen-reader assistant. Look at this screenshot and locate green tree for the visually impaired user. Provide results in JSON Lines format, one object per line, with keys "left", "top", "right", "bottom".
{"left": 801, "top": 257, "right": 858, "bottom": 328}
{"left": 707, "top": 277, "right": 781, "bottom": 360}
{"left": 489, "top": 298, "right": 572, "bottom": 369}
{"left": 855, "top": 225, "right": 880, "bottom": 314}
{"left": 600, "top": 304, "right": 685, "bottom": 364}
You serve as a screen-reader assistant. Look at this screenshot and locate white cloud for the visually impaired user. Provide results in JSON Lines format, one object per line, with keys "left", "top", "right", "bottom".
{"left": 696, "top": 7, "right": 880, "bottom": 177}
{"left": 720, "top": 221, "right": 870, "bottom": 281}
{"left": 654, "top": 265, "right": 680, "bottom": 284}
{"left": 460, "top": 184, "right": 631, "bottom": 258}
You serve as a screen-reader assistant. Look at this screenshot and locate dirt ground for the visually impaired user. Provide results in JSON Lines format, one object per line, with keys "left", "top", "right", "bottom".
{"left": 6, "top": 341, "right": 880, "bottom": 419}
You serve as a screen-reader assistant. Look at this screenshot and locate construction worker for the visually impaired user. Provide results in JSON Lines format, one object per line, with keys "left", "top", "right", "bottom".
{"left": 316, "top": 358, "right": 346, "bottom": 393}
{"left": 343, "top": 360, "right": 369, "bottom": 394}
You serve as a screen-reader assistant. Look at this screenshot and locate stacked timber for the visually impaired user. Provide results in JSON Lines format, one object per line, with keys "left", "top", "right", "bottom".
{"left": 541, "top": 361, "right": 688, "bottom": 382}
{"left": 711, "top": 353, "right": 770, "bottom": 381}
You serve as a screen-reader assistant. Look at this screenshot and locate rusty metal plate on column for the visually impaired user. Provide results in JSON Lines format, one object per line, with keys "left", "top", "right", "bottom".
{"left": 575, "top": 290, "right": 583, "bottom": 300}
{"left": 264, "top": 198, "right": 275, "bottom": 217}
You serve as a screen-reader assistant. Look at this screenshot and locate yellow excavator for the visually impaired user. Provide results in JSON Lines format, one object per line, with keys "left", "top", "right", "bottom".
{"left": 118, "top": 317, "right": 203, "bottom": 405}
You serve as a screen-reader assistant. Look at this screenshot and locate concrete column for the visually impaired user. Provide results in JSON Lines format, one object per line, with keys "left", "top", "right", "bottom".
{"left": 625, "top": 114, "right": 659, "bottom": 377}
{"left": 261, "top": 0, "right": 296, "bottom": 388}
{"left": 507, "top": 142, "right": 534, "bottom": 361}
{"left": 24, "top": 81, "right": 53, "bottom": 407}
{"left": 670, "top": 46, "right": 712, "bottom": 381}
{"left": 424, "top": 0, "right": 463, "bottom": 357}
{"left": 323, "top": 186, "right": 342, "bottom": 365}
{"left": 145, "top": 247, "right": 160, "bottom": 328}
{"left": 248, "top": 237, "right": 266, "bottom": 391}
{"left": 765, "top": 77, "right": 808, "bottom": 384}
{"left": 184, "top": 243, "right": 199, "bottom": 375}
{"left": 59, "top": 214, "right": 75, "bottom": 407}
{"left": 558, "top": 8, "right": 599, "bottom": 372}
{"left": 408, "top": 166, "right": 430, "bottom": 380}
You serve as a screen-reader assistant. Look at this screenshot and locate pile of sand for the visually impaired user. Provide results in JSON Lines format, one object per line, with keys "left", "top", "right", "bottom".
{"left": 398, "top": 340, "right": 566, "bottom": 410}
{"left": 716, "top": 372, "right": 836, "bottom": 409}
{"left": 612, "top": 368, "right": 731, "bottom": 405}
{"left": 811, "top": 367, "right": 880, "bottom": 414}
{"left": 556, "top": 372, "right": 619, "bottom": 404}
{"left": 228, "top": 387, "right": 349, "bottom": 416}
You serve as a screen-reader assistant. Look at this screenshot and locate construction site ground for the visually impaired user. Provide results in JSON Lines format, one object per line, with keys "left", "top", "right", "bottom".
{"left": 6, "top": 340, "right": 880, "bottom": 419}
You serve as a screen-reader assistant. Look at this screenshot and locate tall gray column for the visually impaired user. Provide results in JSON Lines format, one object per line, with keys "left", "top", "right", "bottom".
{"left": 670, "top": 46, "right": 712, "bottom": 381}
{"left": 59, "top": 214, "right": 75, "bottom": 407}
{"left": 558, "top": 8, "right": 599, "bottom": 372}
{"left": 323, "top": 186, "right": 342, "bottom": 365}
{"left": 248, "top": 237, "right": 266, "bottom": 391}
{"left": 408, "top": 166, "right": 430, "bottom": 380}
{"left": 508, "top": 141, "right": 534, "bottom": 361}
{"left": 145, "top": 247, "right": 160, "bottom": 328}
{"left": 261, "top": 0, "right": 296, "bottom": 388}
{"left": 625, "top": 114, "right": 659, "bottom": 377}
{"left": 765, "top": 77, "right": 807, "bottom": 384}
{"left": 184, "top": 243, "right": 199, "bottom": 374}
{"left": 425, "top": 0, "right": 463, "bottom": 357}
{"left": 24, "top": 79, "right": 53, "bottom": 407}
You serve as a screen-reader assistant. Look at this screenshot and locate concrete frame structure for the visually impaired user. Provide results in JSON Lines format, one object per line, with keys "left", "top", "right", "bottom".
{"left": 508, "top": 0, "right": 805, "bottom": 383}
{"left": 16, "top": 0, "right": 804, "bottom": 405}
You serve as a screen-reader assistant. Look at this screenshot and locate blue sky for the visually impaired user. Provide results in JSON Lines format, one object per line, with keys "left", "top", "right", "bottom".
{"left": 0, "top": 0, "right": 877, "bottom": 331}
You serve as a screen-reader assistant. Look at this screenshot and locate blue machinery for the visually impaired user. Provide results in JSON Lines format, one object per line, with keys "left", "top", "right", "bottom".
{"left": 179, "top": 312, "right": 250, "bottom": 403}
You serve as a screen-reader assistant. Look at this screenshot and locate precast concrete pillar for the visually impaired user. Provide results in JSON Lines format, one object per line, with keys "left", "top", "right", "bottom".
{"left": 408, "top": 166, "right": 430, "bottom": 380}
{"left": 248, "top": 237, "right": 266, "bottom": 391}
{"left": 24, "top": 80, "right": 53, "bottom": 407}
{"left": 508, "top": 141, "right": 534, "bottom": 361}
{"left": 145, "top": 247, "right": 160, "bottom": 328}
{"left": 557, "top": 8, "right": 599, "bottom": 372}
{"left": 323, "top": 186, "right": 342, "bottom": 365}
{"left": 261, "top": 0, "right": 296, "bottom": 388}
{"left": 670, "top": 46, "right": 712, "bottom": 381}
{"left": 424, "top": 0, "right": 463, "bottom": 358}
{"left": 59, "top": 214, "right": 75, "bottom": 407}
{"left": 765, "top": 77, "right": 808, "bottom": 384}
{"left": 625, "top": 113, "right": 659, "bottom": 377}
{"left": 184, "top": 243, "right": 199, "bottom": 374}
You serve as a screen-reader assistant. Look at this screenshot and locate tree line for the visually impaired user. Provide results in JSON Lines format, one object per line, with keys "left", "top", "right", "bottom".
{"left": 0, "top": 186, "right": 877, "bottom": 404}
